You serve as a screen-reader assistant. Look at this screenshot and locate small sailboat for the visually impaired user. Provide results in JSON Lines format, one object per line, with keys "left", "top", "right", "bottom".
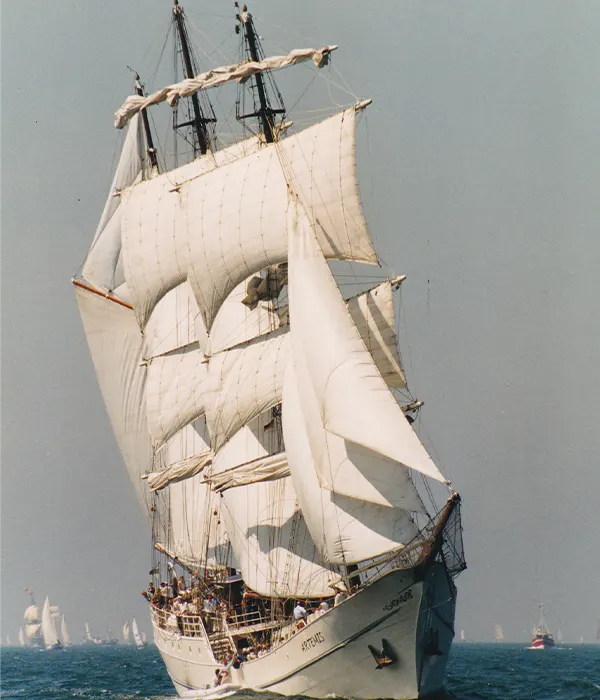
{"left": 494, "top": 624, "right": 504, "bottom": 642}
{"left": 18, "top": 628, "right": 25, "bottom": 647}
{"left": 530, "top": 604, "right": 555, "bottom": 649}
{"left": 41, "top": 597, "right": 62, "bottom": 650}
{"left": 132, "top": 618, "right": 147, "bottom": 648}
{"left": 459, "top": 629, "right": 466, "bottom": 642}
{"left": 122, "top": 620, "right": 131, "bottom": 644}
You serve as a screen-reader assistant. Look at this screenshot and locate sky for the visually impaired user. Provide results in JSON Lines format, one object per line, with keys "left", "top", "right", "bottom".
{"left": 2, "top": 0, "right": 600, "bottom": 647}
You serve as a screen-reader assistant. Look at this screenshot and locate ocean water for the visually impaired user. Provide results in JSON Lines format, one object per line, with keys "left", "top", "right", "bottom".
{"left": 1, "top": 643, "right": 599, "bottom": 700}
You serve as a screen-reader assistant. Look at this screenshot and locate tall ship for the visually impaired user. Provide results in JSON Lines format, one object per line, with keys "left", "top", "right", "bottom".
{"left": 530, "top": 604, "right": 555, "bottom": 649}
{"left": 73, "top": 2, "right": 466, "bottom": 697}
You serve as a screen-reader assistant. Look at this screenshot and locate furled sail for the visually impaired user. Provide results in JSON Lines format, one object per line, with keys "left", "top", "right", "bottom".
{"left": 114, "top": 46, "right": 336, "bottom": 129}
{"left": 208, "top": 452, "right": 289, "bottom": 493}
{"left": 211, "top": 416, "right": 342, "bottom": 597}
{"left": 287, "top": 198, "right": 446, "bottom": 484}
{"left": 121, "top": 107, "right": 376, "bottom": 332}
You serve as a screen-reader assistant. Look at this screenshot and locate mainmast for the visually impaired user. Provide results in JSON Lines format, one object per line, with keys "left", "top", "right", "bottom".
{"left": 236, "top": 3, "right": 286, "bottom": 143}
{"left": 173, "top": 0, "right": 215, "bottom": 155}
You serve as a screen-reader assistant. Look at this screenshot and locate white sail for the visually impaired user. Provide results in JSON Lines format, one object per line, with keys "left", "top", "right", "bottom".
{"left": 41, "top": 598, "right": 59, "bottom": 649}
{"left": 132, "top": 618, "right": 145, "bottom": 648}
{"left": 75, "top": 285, "right": 154, "bottom": 512}
{"left": 123, "top": 620, "right": 131, "bottom": 643}
{"left": 211, "top": 417, "right": 342, "bottom": 598}
{"left": 24, "top": 623, "right": 41, "bottom": 640}
{"left": 18, "top": 628, "right": 25, "bottom": 647}
{"left": 287, "top": 198, "right": 446, "bottom": 484}
{"left": 207, "top": 276, "right": 281, "bottom": 355}
{"left": 24, "top": 604, "right": 39, "bottom": 623}
{"left": 145, "top": 341, "right": 208, "bottom": 449}
{"left": 85, "top": 622, "right": 93, "bottom": 642}
{"left": 82, "top": 114, "right": 144, "bottom": 296}
{"left": 347, "top": 279, "right": 406, "bottom": 388}
{"left": 144, "top": 280, "right": 206, "bottom": 359}
{"left": 165, "top": 422, "right": 232, "bottom": 570}
{"left": 121, "top": 107, "right": 376, "bottom": 331}
{"left": 283, "top": 359, "right": 419, "bottom": 565}
{"left": 60, "top": 616, "right": 71, "bottom": 646}
{"left": 115, "top": 46, "right": 336, "bottom": 128}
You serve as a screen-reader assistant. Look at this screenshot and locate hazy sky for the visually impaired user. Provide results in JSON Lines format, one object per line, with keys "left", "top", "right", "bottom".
{"left": 3, "top": 0, "right": 600, "bottom": 646}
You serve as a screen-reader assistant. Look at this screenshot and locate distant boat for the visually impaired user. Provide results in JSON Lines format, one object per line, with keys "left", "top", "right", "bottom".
{"left": 122, "top": 620, "right": 131, "bottom": 644}
{"left": 5, "top": 635, "right": 11, "bottom": 646}
{"left": 494, "top": 624, "right": 504, "bottom": 642}
{"left": 530, "top": 604, "right": 555, "bottom": 649}
{"left": 132, "top": 618, "right": 147, "bottom": 648}
{"left": 60, "top": 616, "right": 71, "bottom": 646}
{"left": 596, "top": 618, "right": 600, "bottom": 642}
{"left": 41, "top": 597, "right": 63, "bottom": 650}
{"left": 83, "top": 621, "right": 116, "bottom": 645}
{"left": 556, "top": 628, "right": 563, "bottom": 644}
{"left": 18, "top": 628, "right": 25, "bottom": 647}
{"left": 459, "top": 629, "right": 466, "bottom": 642}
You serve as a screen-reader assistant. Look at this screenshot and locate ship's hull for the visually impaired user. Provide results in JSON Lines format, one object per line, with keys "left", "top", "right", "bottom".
{"left": 152, "top": 560, "right": 456, "bottom": 699}
{"left": 530, "top": 635, "right": 555, "bottom": 649}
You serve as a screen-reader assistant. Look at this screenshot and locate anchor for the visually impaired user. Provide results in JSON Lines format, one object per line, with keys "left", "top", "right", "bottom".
{"left": 367, "top": 638, "right": 397, "bottom": 669}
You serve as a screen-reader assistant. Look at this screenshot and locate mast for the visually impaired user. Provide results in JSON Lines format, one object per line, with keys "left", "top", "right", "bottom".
{"left": 236, "top": 3, "right": 286, "bottom": 143}
{"left": 134, "top": 73, "right": 159, "bottom": 172}
{"left": 172, "top": 0, "right": 214, "bottom": 155}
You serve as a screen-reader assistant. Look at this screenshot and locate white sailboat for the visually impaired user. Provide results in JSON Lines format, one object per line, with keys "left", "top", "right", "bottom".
{"left": 74, "top": 2, "right": 466, "bottom": 698}
{"left": 132, "top": 618, "right": 147, "bottom": 648}
{"left": 494, "top": 624, "right": 504, "bottom": 643}
{"left": 122, "top": 620, "right": 131, "bottom": 644}
{"left": 18, "top": 628, "right": 25, "bottom": 647}
{"left": 41, "top": 597, "right": 62, "bottom": 650}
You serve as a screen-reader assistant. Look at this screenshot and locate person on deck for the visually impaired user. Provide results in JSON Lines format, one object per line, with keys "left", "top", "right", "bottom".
{"left": 293, "top": 601, "right": 307, "bottom": 629}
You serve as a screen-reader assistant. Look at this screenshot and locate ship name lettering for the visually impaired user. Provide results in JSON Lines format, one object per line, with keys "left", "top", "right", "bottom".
{"left": 301, "top": 632, "right": 325, "bottom": 652}
{"left": 383, "top": 589, "right": 413, "bottom": 611}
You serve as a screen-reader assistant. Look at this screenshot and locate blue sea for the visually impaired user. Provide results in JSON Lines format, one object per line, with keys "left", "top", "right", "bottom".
{"left": 1, "top": 643, "right": 599, "bottom": 699}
